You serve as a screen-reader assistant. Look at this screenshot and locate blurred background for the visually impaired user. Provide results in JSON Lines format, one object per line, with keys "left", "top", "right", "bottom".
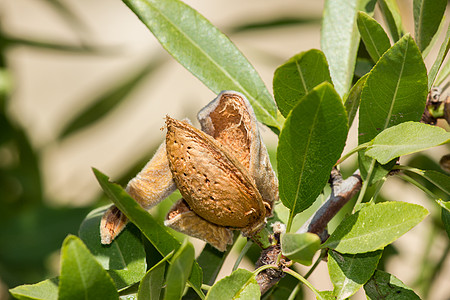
{"left": 0, "top": 0, "right": 449, "bottom": 299}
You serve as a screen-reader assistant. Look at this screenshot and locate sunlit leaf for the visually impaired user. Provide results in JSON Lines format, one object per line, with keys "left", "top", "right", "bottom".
{"left": 413, "top": 0, "right": 447, "bottom": 52}
{"left": 79, "top": 206, "right": 147, "bottom": 290}
{"left": 321, "top": 0, "right": 375, "bottom": 96}
{"left": 58, "top": 235, "right": 119, "bottom": 300}
{"left": 281, "top": 233, "right": 321, "bottom": 266}
{"left": 278, "top": 83, "right": 348, "bottom": 216}
{"left": 357, "top": 12, "right": 391, "bottom": 62}
{"left": 205, "top": 269, "right": 260, "bottom": 299}
{"left": 323, "top": 202, "right": 429, "bottom": 254}
{"left": 122, "top": 0, "right": 279, "bottom": 129}
{"left": 378, "top": 0, "right": 405, "bottom": 42}
{"left": 9, "top": 278, "right": 59, "bottom": 300}
{"left": 365, "top": 122, "right": 450, "bottom": 164}
{"left": 364, "top": 270, "right": 420, "bottom": 299}
{"left": 428, "top": 24, "right": 450, "bottom": 89}
{"left": 273, "top": 49, "right": 331, "bottom": 117}
{"left": 328, "top": 250, "right": 381, "bottom": 299}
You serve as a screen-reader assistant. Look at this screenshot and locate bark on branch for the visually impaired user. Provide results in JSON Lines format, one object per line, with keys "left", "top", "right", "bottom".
{"left": 255, "top": 168, "right": 362, "bottom": 294}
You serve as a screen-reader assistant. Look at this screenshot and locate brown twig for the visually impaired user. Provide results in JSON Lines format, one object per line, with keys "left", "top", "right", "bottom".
{"left": 255, "top": 168, "right": 363, "bottom": 294}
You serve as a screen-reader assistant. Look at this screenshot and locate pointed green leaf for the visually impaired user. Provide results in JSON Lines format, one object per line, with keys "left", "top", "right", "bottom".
{"left": 321, "top": 0, "right": 376, "bottom": 96}
{"left": 273, "top": 49, "right": 332, "bottom": 117}
{"left": 378, "top": 0, "right": 405, "bottom": 42}
{"left": 438, "top": 200, "right": 450, "bottom": 238}
{"left": 435, "top": 59, "right": 450, "bottom": 87}
{"left": 122, "top": 0, "right": 279, "bottom": 129}
{"left": 328, "top": 250, "right": 382, "bottom": 299}
{"left": 413, "top": 0, "right": 447, "bottom": 52}
{"left": 323, "top": 202, "right": 429, "bottom": 254}
{"left": 365, "top": 122, "right": 450, "bottom": 164}
{"left": 344, "top": 73, "right": 367, "bottom": 128}
{"left": 78, "top": 206, "right": 147, "bottom": 290}
{"left": 164, "top": 240, "right": 195, "bottom": 300}
{"left": 92, "top": 169, "right": 203, "bottom": 293}
{"left": 58, "top": 235, "right": 119, "bottom": 300}
{"left": 281, "top": 233, "right": 321, "bottom": 266}
{"left": 400, "top": 167, "right": 450, "bottom": 196}
{"left": 60, "top": 60, "right": 163, "bottom": 138}
{"left": 138, "top": 251, "right": 173, "bottom": 300}
{"left": 205, "top": 269, "right": 260, "bottom": 300}
{"left": 357, "top": 12, "right": 391, "bottom": 62}
{"left": 428, "top": 24, "right": 450, "bottom": 89}
{"left": 358, "top": 34, "right": 428, "bottom": 181}
{"left": 364, "top": 270, "right": 420, "bottom": 299}
{"left": 278, "top": 82, "right": 348, "bottom": 216}
{"left": 9, "top": 278, "right": 59, "bottom": 300}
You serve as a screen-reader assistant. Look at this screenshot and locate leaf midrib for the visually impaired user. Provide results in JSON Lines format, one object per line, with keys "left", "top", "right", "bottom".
{"left": 382, "top": 38, "right": 409, "bottom": 130}
{"left": 139, "top": 0, "right": 278, "bottom": 126}
{"left": 290, "top": 92, "right": 324, "bottom": 214}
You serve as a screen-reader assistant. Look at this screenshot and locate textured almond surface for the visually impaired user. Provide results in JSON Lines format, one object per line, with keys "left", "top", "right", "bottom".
{"left": 198, "top": 92, "right": 279, "bottom": 216}
{"left": 165, "top": 116, "right": 266, "bottom": 230}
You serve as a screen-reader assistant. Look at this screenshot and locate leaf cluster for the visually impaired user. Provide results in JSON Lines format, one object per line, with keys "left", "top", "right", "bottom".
{"left": 8, "top": 0, "right": 450, "bottom": 299}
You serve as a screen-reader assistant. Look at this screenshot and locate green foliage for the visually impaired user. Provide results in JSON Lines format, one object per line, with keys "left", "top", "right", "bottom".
{"left": 364, "top": 270, "right": 421, "bottom": 299}
{"left": 323, "top": 202, "right": 429, "bottom": 253}
{"left": 413, "top": 0, "right": 447, "bottom": 53}
{"left": 58, "top": 235, "right": 119, "bottom": 300}
{"left": 281, "top": 233, "right": 321, "bottom": 265}
{"left": 9, "top": 278, "right": 59, "bottom": 300}
{"left": 357, "top": 12, "right": 391, "bottom": 62}
{"left": 328, "top": 250, "right": 382, "bottom": 299}
{"left": 320, "top": 0, "right": 375, "bottom": 96}
{"left": 122, "top": 0, "right": 280, "bottom": 129}
{"left": 277, "top": 82, "right": 348, "bottom": 221}
{"left": 358, "top": 34, "right": 428, "bottom": 181}
{"left": 78, "top": 207, "right": 147, "bottom": 290}
{"left": 205, "top": 269, "right": 260, "bottom": 300}
{"left": 377, "top": 0, "right": 405, "bottom": 41}
{"left": 164, "top": 240, "right": 195, "bottom": 300}
{"left": 137, "top": 252, "right": 171, "bottom": 300}
{"left": 365, "top": 122, "right": 450, "bottom": 164}
{"left": 273, "top": 50, "right": 332, "bottom": 117}
{"left": 6, "top": 0, "right": 450, "bottom": 299}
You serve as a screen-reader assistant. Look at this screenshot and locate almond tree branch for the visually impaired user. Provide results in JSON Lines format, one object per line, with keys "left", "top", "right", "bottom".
{"left": 256, "top": 168, "right": 362, "bottom": 294}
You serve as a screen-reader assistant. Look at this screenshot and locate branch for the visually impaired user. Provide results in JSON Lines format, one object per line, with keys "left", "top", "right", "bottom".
{"left": 255, "top": 168, "right": 362, "bottom": 294}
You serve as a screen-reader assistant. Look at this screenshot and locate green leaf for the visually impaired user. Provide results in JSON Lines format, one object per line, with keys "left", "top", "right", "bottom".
{"left": 92, "top": 169, "right": 203, "bottom": 294}
{"left": 364, "top": 270, "right": 420, "bottom": 299}
{"left": 404, "top": 168, "right": 450, "bottom": 196}
{"left": 277, "top": 82, "right": 348, "bottom": 217}
{"left": 164, "top": 240, "right": 195, "bottom": 300}
{"left": 328, "top": 250, "right": 382, "bottom": 299}
{"left": 439, "top": 200, "right": 450, "bottom": 238}
{"left": 58, "top": 235, "right": 119, "bottom": 300}
{"left": 60, "top": 60, "right": 164, "bottom": 138}
{"left": 378, "top": 0, "right": 405, "bottom": 42}
{"left": 205, "top": 269, "right": 260, "bottom": 300}
{"left": 281, "top": 233, "right": 321, "bottom": 266}
{"left": 365, "top": 122, "right": 450, "bottom": 164}
{"left": 323, "top": 201, "right": 429, "bottom": 254}
{"left": 344, "top": 73, "right": 367, "bottom": 128}
{"left": 358, "top": 34, "right": 428, "bottom": 181}
{"left": 435, "top": 58, "right": 450, "bottom": 86}
{"left": 413, "top": 0, "right": 447, "bottom": 52}
{"left": 138, "top": 251, "right": 173, "bottom": 300}
{"left": 357, "top": 11, "right": 391, "bottom": 62}
{"left": 78, "top": 206, "right": 147, "bottom": 290}
{"left": 273, "top": 49, "right": 332, "bottom": 117}
{"left": 321, "top": 0, "right": 376, "bottom": 96}
{"left": 122, "top": 0, "right": 279, "bottom": 129}
{"left": 428, "top": 24, "right": 450, "bottom": 89}
{"left": 9, "top": 278, "right": 59, "bottom": 300}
